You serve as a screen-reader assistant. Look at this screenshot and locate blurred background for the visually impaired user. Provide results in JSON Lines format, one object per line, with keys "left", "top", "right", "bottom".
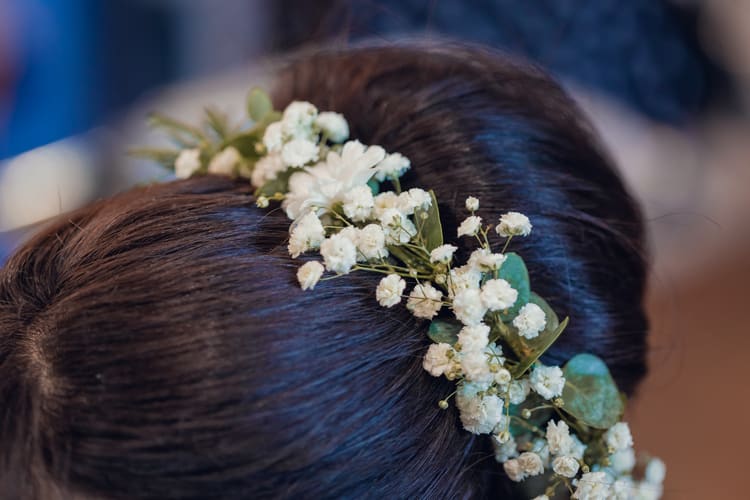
{"left": 1, "top": 1, "right": 748, "bottom": 497}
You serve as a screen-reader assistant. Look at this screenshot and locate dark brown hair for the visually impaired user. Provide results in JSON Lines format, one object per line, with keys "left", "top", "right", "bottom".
{"left": 0, "top": 43, "right": 648, "bottom": 499}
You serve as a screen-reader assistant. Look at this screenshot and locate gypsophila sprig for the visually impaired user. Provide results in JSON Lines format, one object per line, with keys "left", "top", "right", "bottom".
{"left": 141, "top": 91, "right": 665, "bottom": 500}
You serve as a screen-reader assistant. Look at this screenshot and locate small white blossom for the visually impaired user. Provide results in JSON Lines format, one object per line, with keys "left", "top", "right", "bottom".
{"left": 503, "top": 458, "right": 525, "bottom": 482}
{"left": 573, "top": 471, "right": 613, "bottom": 500}
{"left": 397, "top": 188, "right": 432, "bottom": 214}
{"left": 546, "top": 420, "right": 574, "bottom": 456}
{"left": 610, "top": 448, "right": 636, "bottom": 474}
{"left": 531, "top": 438, "right": 550, "bottom": 466}
{"left": 530, "top": 364, "right": 565, "bottom": 400}
{"left": 513, "top": 302, "right": 547, "bottom": 339}
{"left": 605, "top": 423, "right": 633, "bottom": 453}
{"left": 448, "top": 264, "right": 482, "bottom": 298}
{"left": 319, "top": 233, "right": 357, "bottom": 274}
{"left": 481, "top": 279, "right": 518, "bottom": 311}
{"left": 342, "top": 185, "right": 375, "bottom": 222}
{"left": 645, "top": 458, "right": 666, "bottom": 485}
{"left": 457, "top": 323, "right": 490, "bottom": 352}
{"left": 496, "top": 211, "right": 532, "bottom": 237}
{"left": 406, "top": 282, "right": 443, "bottom": 319}
{"left": 508, "top": 378, "right": 530, "bottom": 405}
{"left": 612, "top": 478, "right": 635, "bottom": 500}
{"left": 372, "top": 191, "right": 400, "bottom": 218}
{"left": 637, "top": 482, "right": 663, "bottom": 500}
{"left": 552, "top": 456, "right": 580, "bottom": 478}
{"left": 281, "top": 101, "right": 318, "bottom": 139}
{"left": 468, "top": 248, "right": 506, "bottom": 272}
{"left": 296, "top": 261, "right": 324, "bottom": 290}
{"left": 250, "top": 153, "right": 286, "bottom": 188}
{"left": 465, "top": 196, "right": 479, "bottom": 212}
{"left": 455, "top": 384, "right": 505, "bottom": 434}
{"left": 281, "top": 138, "right": 319, "bottom": 167}
{"left": 430, "top": 244, "right": 458, "bottom": 264}
{"left": 494, "top": 367, "right": 512, "bottom": 385}
{"left": 460, "top": 349, "right": 493, "bottom": 384}
{"left": 262, "top": 121, "right": 283, "bottom": 152}
{"left": 457, "top": 215, "right": 482, "bottom": 237}
{"left": 174, "top": 148, "right": 202, "bottom": 179}
{"left": 379, "top": 208, "right": 416, "bottom": 245}
{"left": 208, "top": 146, "right": 241, "bottom": 175}
{"left": 288, "top": 211, "right": 325, "bottom": 258}
{"left": 493, "top": 437, "right": 519, "bottom": 463}
{"left": 357, "top": 224, "right": 388, "bottom": 261}
{"left": 518, "top": 452, "right": 544, "bottom": 476}
{"left": 376, "top": 274, "right": 406, "bottom": 308}
{"left": 374, "top": 152, "right": 410, "bottom": 181}
{"left": 315, "top": 111, "right": 349, "bottom": 142}
{"left": 423, "top": 343, "right": 455, "bottom": 377}
{"left": 452, "top": 288, "right": 487, "bottom": 326}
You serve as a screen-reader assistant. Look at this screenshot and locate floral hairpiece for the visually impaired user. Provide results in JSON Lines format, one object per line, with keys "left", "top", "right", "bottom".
{"left": 137, "top": 89, "right": 665, "bottom": 500}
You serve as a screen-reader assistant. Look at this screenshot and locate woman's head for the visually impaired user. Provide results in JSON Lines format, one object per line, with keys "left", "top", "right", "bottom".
{"left": 0, "top": 43, "right": 648, "bottom": 498}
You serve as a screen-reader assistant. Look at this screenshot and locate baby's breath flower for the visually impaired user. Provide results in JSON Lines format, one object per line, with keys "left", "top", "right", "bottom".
{"left": 262, "top": 121, "right": 283, "bottom": 152}
{"left": 430, "top": 244, "right": 458, "bottom": 264}
{"left": 493, "top": 436, "right": 519, "bottom": 462}
{"left": 358, "top": 224, "right": 388, "bottom": 261}
{"left": 374, "top": 152, "right": 410, "bottom": 181}
{"left": 376, "top": 274, "right": 406, "bottom": 308}
{"left": 423, "top": 343, "right": 455, "bottom": 377}
{"left": 379, "top": 208, "right": 416, "bottom": 245}
{"left": 281, "top": 138, "right": 319, "bottom": 167}
{"left": 503, "top": 458, "right": 526, "bottom": 482}
{"left": 174, "top": 148, "right": 202, "bottom": 178}
{"left": 496, "top": 211, "right": 532, "bottom": 237}
{"left": 456, "top": 383, "right": 505, "bottom": 434}
{"left": 546, "top": 420, "right": 574, "bottom": 456}
{"left": 530, "top": 364, "right": 565, "bottom": 400}
{"left": 457, "top": 323, "right": 490, "bottom": 352}
{"left": 250, "top": 153, "right": 286, "bottom": 189}
{"left": 460, "top": 350, "right": 493, "bottom": 384}
{"left": 605, "top": 422, "right": 633, "bottom": 453}
{"left": 552, "top": 456, "right": 580, "bottom": 478}
{"left": 397, "top": 188, "right": 432, "bottom": 214}
{"left": 573, "top": 471, "right": 613, "bottom": 500}
{"left": 457, "top": 215, "right": 482, "bottom": 237}
{"left": 518, "top": 452, "right": 544, "bottom": 476}
{"left": 465, "top": 196, "right": 479, "bottom": 212}
{"left": 513, "top": 302, "right": 546, "bottom": 339}
{"left": 481, "top": 279, "right": 518, "bottom": 311}
{"left": 448, "top": 264, "right": 482, "bottom": 298}
{"left": 468, "top": 248, "right": 506, "bottom": 272}
{"left": 645, "top": 458, "right": 666, "bottom": 485}
{"left": 452, "top": 288, "right": 487, "bottom": 326}
{"left": 494, "top": 367, "right": 511, "bottom": 385}
{"left": 208, "top": 146, "right": 241, "bottom": 175}
{"left": 342, "top": 185, "right": 375, "bottom": 222}
{"left": 320, "top": 232, "right": 357, "bottom": 274}
{"left": 288, "top": 211, "right": 325, "bottom": 258}
{"left": 372, "top": 191, "right": 400, "bottom": 218}
{"left": 406, "top": 282, "right": 443, "bottom": 319}
{"left": 315, "top": 111, "right": 349, "bottom": 142}
{"left": 508, "top": 378, "right": 531, "bottom": 405}
{"left": 297, "top": 261, "right": 324, "bottom": 290}
{"left": 610, "top": 447, "right": 635, "bottom": 474}
{"left": 282, "top": 101, "right": 318, "bottom": 139}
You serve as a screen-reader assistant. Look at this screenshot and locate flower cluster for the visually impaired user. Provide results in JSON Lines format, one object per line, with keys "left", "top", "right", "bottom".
{"left": 142, "top": 92, "right": 665, "bottom": 500}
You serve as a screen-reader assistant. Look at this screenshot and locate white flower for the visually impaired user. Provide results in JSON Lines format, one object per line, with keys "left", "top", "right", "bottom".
{"left": 397, "top": 188, "right": 432, "bottom": 214}
{"left": 553, "top": 456, "right": 580, "bottom": 478}
{"left": 493, "top": 437, "right": 519, "bottom": 463}
{"left": 605, "top": 423, "right": 633, "bottom": 453}
{"left": 319, "top": 232, "right": 357, "bottom": 274}
{"left": 281, "top": 138, "right": 319, "bottom": 167}
{"left": 468, "top": 248, "right": 506, "bottom": 272}
{"left": 569, "top": 434, "right": 587, "bottom": 460}
{"left": 503, "top": 458, "right": 525, "bottom": 482}
{"left": 457, "top": 215, "right": 482, "bottom": 237}
{"left": 288, "top": 211, "right": 326, "bottom": 258}
{"left": 262, "top": 121, "right": 284, "bottom": 152}
{"left": 573, "top": 471, "right": 613, "bottom": 500}
{"left": 297, "top": 261, "right": 324, "bottom": 290}
{"left": 530, "top": 364, "right": 565, "bottom": 400}
{"left": 423, "top": 343, "right": 455, "bottom": 377}
{"left": 379, "top": 208, "right": 416, "bottom": 245}
{"left": 645, "top": 458, "right": 666, "bottom": 485}
{"left": 513, "top": 303, "right": 547, "bottom": 339}
{"left": 481, "top": 279, "right": 518, "bottom": 311}
{"left": 208, "top": 146, "right": 241, "bottom": 175}
{"left": 358, "top": 224, "right": 388, "bottom": 261}
{"left": 452, "top": 288, "right": 487, "bottom": 326}
{"left": 283, "top": 140, "right": 385, "bottom": 219}
{"left": 637, "top": 481, "right": 663, "bottom": 500}
{"left": 376, "top": 274, "right": 406, "bottom": 308}
{"left": 448, "top": 264, "right": 482, "bottom": 298}
{"left": 465, "top": 196, "right": 479, "bottom": 212}
{"left": 518, "top": 452, "right": 544, "bottom": 476}
{"left": 281, "top": 101, "right": 318, "bottom": 139}
{"left": 531, "top": 438, "right": 550, "bottom": 466}
{"left": 485, "top": 342, "right": 505, "bottom": 368}
{"left": 496, "top": 211, "right": 532, "bottom": 237}
{"left": 174, "top": 148, "right": 202, "bottom": 179}
{"left": 610, "top": 448, "right": 635, "bottom": 474}
{"left": 546, "top": 420, "right": 574, "bottom": 456}
{"left": 508, "top": 379, "right": 530, "bottom": 405}
{"left": 372, "top": 191, "right": 400, "bottom": 218}
{"left": 315, "top": 111, "right": 349, "bottom": 142}
{"left": 494, "top": 367, "right": 512, "bottom": 385}
{"left": 612, "top": 478, "right": 635, "bottom": 500}
{"left": 406, "top": 282, "right": 443, "bottom": 319}
{"left": 460, "top": 349, "right": 492, "bottom": 384}
{"left": 250, "top": 153, "right": 286, "bottom": 188}
{"left": 457, "top": 324, "right": 490, "bottom": 352}
{"left": 430, "top": 244, "right": 458, "bottom": 264}
{"left": 455, "top": 384, "right": 505, "bottom": 434}
{"left": 341, "top": 185, "right": 374, "bottom": 222}
{"left": 374, "top": 152, "right": 410, "bottom": 181}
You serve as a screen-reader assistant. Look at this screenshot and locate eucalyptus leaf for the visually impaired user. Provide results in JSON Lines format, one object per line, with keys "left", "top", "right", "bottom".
{"left": 247, "top": 88, "right": 273, "bottom": 122}
{"left": 367, "top": 178, "right": 380, "bottom": 196}
{"left": 427, "top": 319, "right": 462, "bottom": 345}
{"left": 498, "top": 252, "right": 531, "bottom": 320}
{"left": 505, "top": 292, "right": 565, "bottom": 377}
{"left": 414, "top": 190, "right": 443, "bottom": 251}
{"left": 561, "top": 353, "right": 624, "bottom": 429}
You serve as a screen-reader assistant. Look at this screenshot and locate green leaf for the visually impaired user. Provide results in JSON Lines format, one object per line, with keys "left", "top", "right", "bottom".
{"left": 204, "top": 107, "right": 231, "bottom": 139}
{"left": 254, "top": 168, "right": 301, "bottom": 198}
{"left": 509, "top": 394, "right": 553, "bottom": 435}
{"left": 498, "top": 252, "right": 531, "bottom": 320}
{"left": 367, "top": 178, "right": 380, "bottom": 196}
{"left": 247, "top": 88, "right": 273, "bottom": 122}
{"left": 427, "top": 319, "right": 462, "bottom": 345}
{"left": 561, "top": 353, "right": 624, "bottom": 429}
{"left": 414, "top": 190, "right": 443, "bottom": 251}
{"left": 147, "top": 113, "right": 207, "bottom": 145}
{"left": 225, "top": 131, "right": 261, "bottom": 158}
{"left": 387, "top": 245, "right": 430, "bottom": 274}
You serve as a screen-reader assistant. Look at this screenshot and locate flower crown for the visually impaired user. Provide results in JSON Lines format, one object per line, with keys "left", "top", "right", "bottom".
{"left": 137, "top": 89, "right": 665, "bottom": 499}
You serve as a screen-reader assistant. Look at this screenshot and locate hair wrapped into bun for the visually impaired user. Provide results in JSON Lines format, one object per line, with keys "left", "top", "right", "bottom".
{"left": 0, "top": 43, "right": 647, "bottom": 499}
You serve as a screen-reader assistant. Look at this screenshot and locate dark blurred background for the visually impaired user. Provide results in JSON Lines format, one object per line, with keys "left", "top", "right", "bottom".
{"left": 1, "top": 1, "right": 749, "bottom": 497}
